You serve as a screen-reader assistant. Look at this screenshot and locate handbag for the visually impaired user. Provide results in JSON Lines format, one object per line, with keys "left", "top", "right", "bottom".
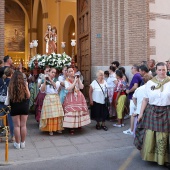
{"left": 96, "top": 80, "right": 110, "bottom": 107}
{"left": 104, "top": 96, "right": 110, "bottom": 107}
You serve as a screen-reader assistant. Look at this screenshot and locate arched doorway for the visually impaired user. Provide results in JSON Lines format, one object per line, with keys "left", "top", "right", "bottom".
{"left": 5, "top": 0, "right": 30, "bottom": 67}
{"left": 63, "top": 15, "right": 76, "bottom": 58}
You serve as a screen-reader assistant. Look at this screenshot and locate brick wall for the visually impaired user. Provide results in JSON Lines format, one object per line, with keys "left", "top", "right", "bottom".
{"left": 91, "top": 0, "right": 148, "bottom": 67}
{"left": 0, "top": 0, "right": 4, "bottom": 61}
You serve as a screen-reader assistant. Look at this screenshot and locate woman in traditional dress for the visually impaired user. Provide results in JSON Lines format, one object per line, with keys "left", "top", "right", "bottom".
{"left": 89, "top": 70, "right": 109, "bottom": 131}
{"left": 35, "top": 66, "right": 50, "bottom": 122}
{"left": 39, "top": 68, "right": 64, "bottom": 135}
{"left": 63, "top": 67, "right": 91, "bottom": 135}
{"left": 58, "top": 66, "right": 68, "bottom": 104}
{"left": 135, "top": 62, "right": 170, "bottom": 167}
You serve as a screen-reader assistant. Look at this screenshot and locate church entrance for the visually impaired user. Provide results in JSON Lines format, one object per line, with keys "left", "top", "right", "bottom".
{"left": 77, "top": 0, "right": 91, "bottom": 97}
{"left": 4, "top": 0, "right": 91, "bottom": 97}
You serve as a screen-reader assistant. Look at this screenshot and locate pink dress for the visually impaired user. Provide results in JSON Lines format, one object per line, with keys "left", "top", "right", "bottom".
{"left": 62, "top": 78, "right": 91, "bottom": 128}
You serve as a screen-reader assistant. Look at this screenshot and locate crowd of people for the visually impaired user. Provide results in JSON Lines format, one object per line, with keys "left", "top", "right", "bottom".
{"left": 0, "top": 56, "right": 169, "bottom": 167}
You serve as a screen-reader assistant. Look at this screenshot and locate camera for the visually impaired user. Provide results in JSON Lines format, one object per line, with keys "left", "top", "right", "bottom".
{"left": 45, "top": 74, "right": 49, "bottom": 80}
{"left": 46, "top": 77, "right": 50, "bottom": 81}
{"left": 76, "top": 75, "right": 79, "bottom": 78}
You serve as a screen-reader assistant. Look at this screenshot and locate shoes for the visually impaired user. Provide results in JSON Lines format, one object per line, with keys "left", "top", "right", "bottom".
{"left": 124, "top": 115, "right": 131, "bottom": 120}
{"left": 14, "top": 141, "right": 26, "bottom": 149}
{"left": 123, "top": 129, "right": 133, "bottom": 135}
{"left": 113, "top": 124, "right": 122, "bottom": 128}
{"left": 21, "top": 141, "right": 25, "bottom": 149}
{"left": 14, "top": 142, "right": 20, "bottom": 149}
{"left": 49, "top": 132, "right": 53, "bottom": 136}
{"left": 101, "top": 125, "right": 108, "bottom": 131}
{"left": 57, "top": 130, "right": 62, "bottom": 134}
{"left": 70, "top": 129, "right": 74, "bottom": 135}
{"left": 113, "top": 124, "right": 125, "bottom": 127}
{"left": 96, "top": 124, "right": 101, "bottom": 130}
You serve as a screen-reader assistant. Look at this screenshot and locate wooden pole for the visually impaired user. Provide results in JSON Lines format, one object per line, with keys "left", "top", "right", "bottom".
{"left": 5, "top": 126, "right": 9, "bottom": 163}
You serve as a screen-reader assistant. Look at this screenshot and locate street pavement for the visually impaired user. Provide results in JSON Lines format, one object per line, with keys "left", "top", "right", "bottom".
{"left": 0, "top": 115, "right": 168, "bottom": 170}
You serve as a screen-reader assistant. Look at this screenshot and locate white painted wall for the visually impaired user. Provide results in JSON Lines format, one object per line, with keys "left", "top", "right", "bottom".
{"left": 149, "top": 0, "right": 170, "bottom": 62}
{"left": 150, "top": 18, "right": 170, "bottom": 62}
{"left": 150, "top": 0, "right": 170, "bottom": 15}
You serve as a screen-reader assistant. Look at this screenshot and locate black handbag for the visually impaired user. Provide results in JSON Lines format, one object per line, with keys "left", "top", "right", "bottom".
{"left": 104, "top": 96, "right": 110, "bottom": 107}
{"left": 96, "top": 80, "right": 110, "bottom": 107}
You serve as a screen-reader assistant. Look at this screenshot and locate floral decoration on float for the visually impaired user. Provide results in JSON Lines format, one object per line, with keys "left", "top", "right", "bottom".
{"left": 28, "top": 52, "right": 72, "bottom": 71}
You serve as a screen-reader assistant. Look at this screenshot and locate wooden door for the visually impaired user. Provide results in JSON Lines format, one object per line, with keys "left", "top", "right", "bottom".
{"left": 77, "top": 0, "right": 91, "bottom": 98}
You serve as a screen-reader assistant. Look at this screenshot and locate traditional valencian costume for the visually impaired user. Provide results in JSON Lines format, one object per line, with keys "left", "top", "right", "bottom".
{"left": 63, "top": 77, "right": 91, "bottom": 128}
{"left": 39, "top": 79, "right": 64, "bottom": 134}
{"left": 134, "top": 76, "right": 170, "bottom": 165}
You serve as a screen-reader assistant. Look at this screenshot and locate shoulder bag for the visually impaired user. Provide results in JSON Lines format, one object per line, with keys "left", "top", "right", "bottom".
{"left": 96, "top": 80, "right": 110, "bottom": 107}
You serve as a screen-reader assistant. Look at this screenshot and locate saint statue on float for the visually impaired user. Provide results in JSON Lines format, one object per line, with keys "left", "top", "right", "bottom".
{"left": 44, "top": 24, "right": 57, "bottom": 55}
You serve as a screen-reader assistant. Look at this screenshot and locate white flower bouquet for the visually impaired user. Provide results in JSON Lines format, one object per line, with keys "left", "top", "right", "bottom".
{"left": 28, "top": 52, "right": 72, "bottom": 70}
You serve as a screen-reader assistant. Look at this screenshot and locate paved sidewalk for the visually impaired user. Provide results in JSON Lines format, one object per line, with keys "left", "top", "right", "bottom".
{"left": 0, "top": 115, "right": 134, "bottom": 165}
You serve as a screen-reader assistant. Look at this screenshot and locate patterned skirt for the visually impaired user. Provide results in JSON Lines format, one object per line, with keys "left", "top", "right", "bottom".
{"left": 134, "top": 104, "right": 170, "bottom": 165}
{"left": 141, "top": 129, "right": 170, "bottom": 165}
{"left": 39, "top": 94, "right": 64, "bottom": 132}
{"left": 63, "top": 91, "right": 91, "bottom": 128}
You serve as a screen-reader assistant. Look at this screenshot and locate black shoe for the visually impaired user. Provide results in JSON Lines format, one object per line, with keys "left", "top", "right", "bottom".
{"left": 164, "top": 162, "right": 170, "bottom": 169}
{"left": 96, "top": 124, "right": 101, "bottom": 130}
{"left": 101, "top": 125, "right": 108, "bottom": 131}
{"left": 69, "top": 129, "right": 74, "bottom": 135}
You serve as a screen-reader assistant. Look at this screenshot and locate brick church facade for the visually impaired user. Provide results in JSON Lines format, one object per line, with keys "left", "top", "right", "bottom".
{"left": 1, "top": 0, "right": 170, "bottom": 81}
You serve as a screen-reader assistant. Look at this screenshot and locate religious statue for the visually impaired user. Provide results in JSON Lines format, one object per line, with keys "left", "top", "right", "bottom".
{"left": 44, "top": 24, "right": 57, "bottom": 54}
